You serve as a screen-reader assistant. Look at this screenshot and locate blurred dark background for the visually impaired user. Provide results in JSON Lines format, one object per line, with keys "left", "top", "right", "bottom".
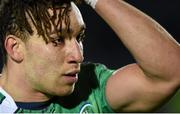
{"left": 0, "top": 0, "right": 179, "bottom": 112}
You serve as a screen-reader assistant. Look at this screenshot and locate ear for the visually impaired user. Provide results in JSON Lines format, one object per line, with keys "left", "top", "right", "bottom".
{"left": 4, "top": 35, "right": 24, "bottom": 62}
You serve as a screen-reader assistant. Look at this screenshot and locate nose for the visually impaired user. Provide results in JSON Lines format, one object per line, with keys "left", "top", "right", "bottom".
{"left": 66, "top": 39, "right": 84, "bottom": 64}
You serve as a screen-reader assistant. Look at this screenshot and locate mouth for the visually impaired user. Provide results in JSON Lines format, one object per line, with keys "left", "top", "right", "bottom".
{"left": 64, "top": 70, "right": 80, "bottom": 77}
{"left": 63, "top": 70, "right": 80, "bottom": 84}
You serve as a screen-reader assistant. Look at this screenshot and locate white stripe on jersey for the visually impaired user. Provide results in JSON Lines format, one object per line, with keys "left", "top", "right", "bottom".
{"left": 0, "top": 87, "right": 18, "bottom": 113}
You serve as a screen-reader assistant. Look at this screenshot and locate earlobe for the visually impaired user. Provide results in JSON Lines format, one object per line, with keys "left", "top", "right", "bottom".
{"left": 5, "top": 35, "right": 24, "bottom": 62}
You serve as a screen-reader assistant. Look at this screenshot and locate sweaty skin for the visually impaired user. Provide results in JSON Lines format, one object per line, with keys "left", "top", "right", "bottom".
{"left": 0, "top": 2, "right": 85, "bottom": 102}
{"left": 0, "top": 0, "right": 179, "bottom": 112}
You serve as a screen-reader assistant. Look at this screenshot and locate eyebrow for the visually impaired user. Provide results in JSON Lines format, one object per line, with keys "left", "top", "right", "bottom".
{"left": 64, "top": 25, "right": 86, "bottom": 36}
{"left": 72, "top": 25, "right": 86, "bottom": 36}
{"left": 49, "top": 24, "right": 86, "bottom": 39}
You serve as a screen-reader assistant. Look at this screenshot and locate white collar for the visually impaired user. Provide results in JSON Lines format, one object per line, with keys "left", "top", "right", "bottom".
{"left": 0, "top": 87, "right": 18, "bottom": 113}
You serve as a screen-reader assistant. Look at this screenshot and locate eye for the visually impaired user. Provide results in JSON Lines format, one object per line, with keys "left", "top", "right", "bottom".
{"left": 77, "top": 32, "right": 85, "bottom": 43}
{"left": 52, "top": 36, "right": 64, "bottom": 46}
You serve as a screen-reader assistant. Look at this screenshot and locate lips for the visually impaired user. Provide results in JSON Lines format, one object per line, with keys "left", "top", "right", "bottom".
{"left": 62, "top": 70, "right": 80, "bottom": 84}
{"left": 64, "top": 70, "right": 80, "bottom": 77}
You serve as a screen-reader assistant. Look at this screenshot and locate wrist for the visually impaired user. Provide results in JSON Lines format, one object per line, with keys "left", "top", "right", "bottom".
{"left": 84, "top": 0, "right": 98, "bottom": 9}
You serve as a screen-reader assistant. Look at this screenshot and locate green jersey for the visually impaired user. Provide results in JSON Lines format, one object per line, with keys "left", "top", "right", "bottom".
{"left": 0, "top": 63, "right": 115, "bottom": 113}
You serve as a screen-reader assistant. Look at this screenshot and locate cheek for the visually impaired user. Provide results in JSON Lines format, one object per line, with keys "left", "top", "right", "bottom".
{"left": 25, "top": 44, "right": 65, "bottom": 76}
{"left": 24, "top": 45, "right": 66, "bottom": 90}
{"left": 28, "top": 42, "right": 64, "bottom": 62}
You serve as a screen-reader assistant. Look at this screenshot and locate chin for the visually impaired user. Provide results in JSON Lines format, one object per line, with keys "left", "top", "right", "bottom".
{"left": 55, "top": 85, "right": 75, "bottom": 96}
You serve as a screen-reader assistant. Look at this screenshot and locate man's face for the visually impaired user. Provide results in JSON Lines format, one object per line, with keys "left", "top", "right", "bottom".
{"left": 23, "top": 2, "right": 85, "bottom": 97}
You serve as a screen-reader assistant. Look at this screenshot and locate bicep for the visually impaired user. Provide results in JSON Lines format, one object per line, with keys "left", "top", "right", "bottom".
{"left": 105, "top": 63, "right": 178, "bottom": 112}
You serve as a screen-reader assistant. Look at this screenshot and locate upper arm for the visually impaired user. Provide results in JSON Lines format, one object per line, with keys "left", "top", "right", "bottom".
{"left": 105, "top": 63, "right": 179, "bottom": 112}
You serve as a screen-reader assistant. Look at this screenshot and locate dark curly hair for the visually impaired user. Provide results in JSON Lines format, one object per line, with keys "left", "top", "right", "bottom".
{"left": 0, "top": 0, "right": 81, "bottom": 64}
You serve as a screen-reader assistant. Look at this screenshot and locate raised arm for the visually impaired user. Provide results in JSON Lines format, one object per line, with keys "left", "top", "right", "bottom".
{"left": 85, "top": 0, "right": 180, "bottom": 112}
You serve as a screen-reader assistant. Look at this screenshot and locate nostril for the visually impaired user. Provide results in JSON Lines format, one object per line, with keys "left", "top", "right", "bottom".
{"left": 67, "top": 54, "right": 84, "bottom": 65}
{"left": 68, "top": 55, "right": 84, "bottom": 64}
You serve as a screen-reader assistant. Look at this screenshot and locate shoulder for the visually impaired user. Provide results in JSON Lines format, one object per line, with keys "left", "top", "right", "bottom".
{"left": 80, "top": 62, "right": 115, "bottom": 76}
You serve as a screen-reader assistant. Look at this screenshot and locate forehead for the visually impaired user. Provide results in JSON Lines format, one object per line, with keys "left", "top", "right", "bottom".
{"left": 47, "top": 2, "right": 85, "bottom": 36}
{"left": 70, "top": 2, "right": 85, "bottom": 29}
{"left": 26, "top": 2, "right": 85, "bottom": 40}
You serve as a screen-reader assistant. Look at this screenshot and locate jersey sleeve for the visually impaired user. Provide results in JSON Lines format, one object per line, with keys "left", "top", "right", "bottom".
{"left": 93, "top": 63, "right": 115, "bottom": 112}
